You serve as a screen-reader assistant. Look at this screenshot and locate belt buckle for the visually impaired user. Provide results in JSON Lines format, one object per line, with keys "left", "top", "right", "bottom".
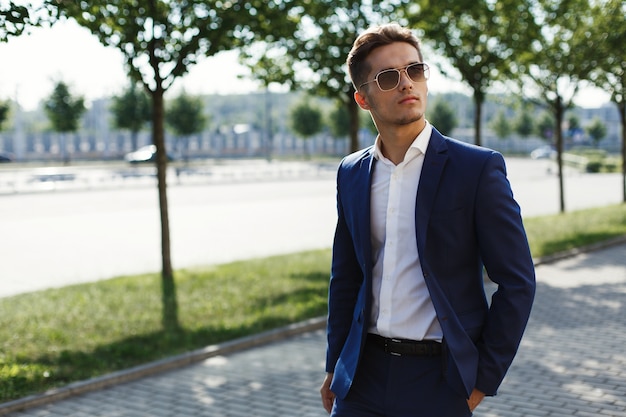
{"left": 387, "top": 338, "right": 402, "bottom": 356}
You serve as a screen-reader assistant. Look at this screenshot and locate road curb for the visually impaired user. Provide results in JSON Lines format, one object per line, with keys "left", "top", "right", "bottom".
{"left": 532, "top": 234, "right": 626, "bottom": 266}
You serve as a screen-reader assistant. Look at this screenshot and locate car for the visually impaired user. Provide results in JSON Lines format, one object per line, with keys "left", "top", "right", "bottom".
{"left": 124, "top": 145, "right": 174, "bottom": 164}
{"left": 0, "top": 152, "right": 14, "bottom": 163}
{"left": 530, "top": 145, "right": 556, "bottom": 160}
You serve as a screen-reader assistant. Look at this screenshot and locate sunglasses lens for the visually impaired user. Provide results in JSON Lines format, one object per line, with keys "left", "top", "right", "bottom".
{"left": 377, "top": 70, "right": 400, "bottom": 91}
{"left": 369, "top": 63, "right": 430, "bottom": 91}
{"left": 407, "top": 64, "right": 428, "bottom": 82}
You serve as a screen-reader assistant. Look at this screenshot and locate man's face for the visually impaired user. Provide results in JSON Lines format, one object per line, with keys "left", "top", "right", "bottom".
{"left": 356, "top": 42, "right": 428, "bottom": 129}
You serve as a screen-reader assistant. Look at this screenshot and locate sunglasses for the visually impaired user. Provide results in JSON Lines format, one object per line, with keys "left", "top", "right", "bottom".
{"left": 359, "top": 63, "right": 430, "bottom": 91}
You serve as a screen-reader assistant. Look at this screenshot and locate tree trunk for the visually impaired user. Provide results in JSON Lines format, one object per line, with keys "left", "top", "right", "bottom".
{"left": 152, "top": 87, "right": 179, "bottom": 331}
{"left": 265, "top": 88, "right": 273, "bottom": 161}
{"left": 348, "top": 88, "right": 360, "bottom": 153}
{"left": 618, "top": 100, "right": 626, "bottom": 203}
{"left": 554, "top": 97, "right": 566, "bottom": 213}
{"left": 473, "top": 92, "right": 483, "bottom": 147}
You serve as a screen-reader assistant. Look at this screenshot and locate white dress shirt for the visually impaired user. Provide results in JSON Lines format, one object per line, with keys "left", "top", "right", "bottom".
{"left": 368, "top": 121, "right": 443, "bottom": 341}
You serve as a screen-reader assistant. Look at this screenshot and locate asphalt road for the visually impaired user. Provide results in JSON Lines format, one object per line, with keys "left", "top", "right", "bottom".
{"left": 0, "top": 158, "right": 623, "bottom": 297}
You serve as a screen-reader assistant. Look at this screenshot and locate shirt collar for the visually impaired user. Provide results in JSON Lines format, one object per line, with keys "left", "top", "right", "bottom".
{"left": 373, "top": 120, "right": 432, "bottom": 161}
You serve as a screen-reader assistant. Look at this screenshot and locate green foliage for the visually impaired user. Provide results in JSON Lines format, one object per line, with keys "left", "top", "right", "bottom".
{"left": 0, "top": 100, "right": 9, "bottom": 130}
{"left": 489, "top": 109, "right": 512, "bottom": 140}
{"left": 361, "top": 110, "right": 377, "bottom": 136}
{"left": 0, "top": 2, "right": 37, "bottom": 42}
{"left": 427, "top": 100, "right": 458, "bottom": 136}
{"left": 43, "top": 81, "right": 85, "bottom": 133}
{"left": 48, "top": 1, "right": 299, "bottom": 91}
{"left": 535, "top": 111, "right": 555, "bottom": 142}
{"left": 111, "top": 83, "right": 151, "bottom": 149}
{"left": 586, "top": 117, "right": 607, "bottom": 146}
{"left": 328, "top": 100, "right": 376, "bottom": 139}
{"left": 328, "top": 100, "right": 350, "bottom": 139}
{"left": 166, "top": 92, "right": 206, "bottom": 137}
{"left": 289, "top": 99, "right": 323, "bottom": 139}
{"left": 567, "top": 114, "right": 581, "bottom": 131}
{"left": 513, "top": 105, "right": 534, "bottom": 138}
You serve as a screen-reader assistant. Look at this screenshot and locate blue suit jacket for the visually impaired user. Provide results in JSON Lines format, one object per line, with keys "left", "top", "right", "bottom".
{"left": 325, "top": 128, "right": 536, "bottom": 399}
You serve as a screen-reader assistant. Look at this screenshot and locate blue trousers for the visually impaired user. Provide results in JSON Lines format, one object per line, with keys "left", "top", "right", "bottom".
{"left": 331, "top": 338, "right": 472, "bottom": 417}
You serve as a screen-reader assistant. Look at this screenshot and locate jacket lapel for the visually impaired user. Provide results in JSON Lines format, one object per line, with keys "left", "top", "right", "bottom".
{"left": 360, "top": 150, "right": 375, "bottom": 279}
{"left": 415, "top": 128, "right": 448, "bottom": 248}
{"left": 415, "top": 129, "right": 478, "bottom": 398}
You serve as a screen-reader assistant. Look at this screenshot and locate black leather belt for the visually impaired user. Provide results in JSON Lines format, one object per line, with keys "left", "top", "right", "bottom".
{"left": 368, "top": 333, "right": 442, "bottom": 356}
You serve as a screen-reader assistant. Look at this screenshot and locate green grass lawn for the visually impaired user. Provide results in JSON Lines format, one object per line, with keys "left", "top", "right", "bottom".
{"left": 1, "top": 203, "right": 625, "bottom": 402}
{"left": 525, "top": 203, "right": 626, "bottom": 256}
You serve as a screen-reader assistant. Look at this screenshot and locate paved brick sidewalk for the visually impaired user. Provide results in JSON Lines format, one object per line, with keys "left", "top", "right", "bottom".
{"left": 4, "top": 243, "right": 626, "bottom": 416}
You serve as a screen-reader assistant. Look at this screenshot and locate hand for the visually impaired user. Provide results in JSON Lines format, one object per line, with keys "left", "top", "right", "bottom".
{"left": 467, "top": 388, "right": 486, "bottom": 412}
{"left": 320, "top": 373, "right": 336, "bottom": 414}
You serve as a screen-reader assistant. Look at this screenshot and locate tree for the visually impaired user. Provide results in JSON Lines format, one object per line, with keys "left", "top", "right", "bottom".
{"left": 566, "top": 113, "right": 582, "bottom": 144}
{"left": 111, "top": 83, "right": 152, "bottom": 151}
{"left": 512, "top": 0, "right": 594, "bottom": 213}
{"left": 290, "top": 99, "right": 323, "bottom": 158}
{"left": 586, "top": 0, "right": 626, "bottom": 202}
{"left": 428, "top": 99, "right": 457, "bottom": 136}
{"left": 0, "top": 1, "right": 40, "bottom": 41}
{"left": 242, "top": 1, "right": 402, "bottom": 153}
{"left": 403, "top": 0, "right": 539, "bottom": 147}
{"left": 586, "top": 117, "right": 607, "bottom": 148}
{"left": 43, "top": 80, "right": 85, "bottom": 164}
{"left": 535, "top": 111, "right": 555, "bottom": 142}
{"left": 0, "top": 100, "right": 9, "bottom": 130}
{"left": 567, "top": 114, "right": 580, "bottom": 131}
{"left": 328, "top": 100, "right": 350, "bottom": 140}
{"left": 49, "top": 0, "right": 300, "bottom": 330}
{"left": 513, "top": 104, "right": 534, "bottom": 138}
{"left": 166, "top": 91, "right": 206, "bottom": 163}
{"left": 489, "top": 109, "right": 512, "bottom": 140}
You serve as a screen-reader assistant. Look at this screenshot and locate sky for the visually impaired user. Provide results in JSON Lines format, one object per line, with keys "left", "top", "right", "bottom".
{"left": 0, "top": 19, "right": 612, "bottom": 112}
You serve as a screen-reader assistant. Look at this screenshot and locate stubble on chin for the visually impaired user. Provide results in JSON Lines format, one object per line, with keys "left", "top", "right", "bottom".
{"left": 395, "top": 110, "right": 425, "bottom": 126}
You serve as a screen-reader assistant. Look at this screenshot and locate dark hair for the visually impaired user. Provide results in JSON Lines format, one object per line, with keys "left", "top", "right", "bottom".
{"left": 347, "top": 23, "right": 423, "bottom": 90}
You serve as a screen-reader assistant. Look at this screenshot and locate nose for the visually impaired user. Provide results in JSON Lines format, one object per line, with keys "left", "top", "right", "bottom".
{"left": 398, "top": 69, "right": 413, "bottom": 90}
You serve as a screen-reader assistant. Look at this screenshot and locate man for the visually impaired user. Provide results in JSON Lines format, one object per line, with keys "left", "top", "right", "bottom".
{"left": 320, "top": 23, "right": 536, "bottom": 417}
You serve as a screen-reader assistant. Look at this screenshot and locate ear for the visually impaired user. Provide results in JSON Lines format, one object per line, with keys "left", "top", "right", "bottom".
{"left": 354, "top": 90, "right": 371, "bottom": 110}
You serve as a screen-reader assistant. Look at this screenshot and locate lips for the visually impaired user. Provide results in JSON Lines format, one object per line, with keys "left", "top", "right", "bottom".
{"left": 399, "top": 95, "right": 419, "bottom": 104}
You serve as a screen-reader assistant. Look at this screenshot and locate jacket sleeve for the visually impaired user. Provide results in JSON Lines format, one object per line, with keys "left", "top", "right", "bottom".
{"left": 325, "top": 162, "right": 366, "bottom": 373}
{"left": 473, "top": 152, "right": 536, "bottom": 395}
